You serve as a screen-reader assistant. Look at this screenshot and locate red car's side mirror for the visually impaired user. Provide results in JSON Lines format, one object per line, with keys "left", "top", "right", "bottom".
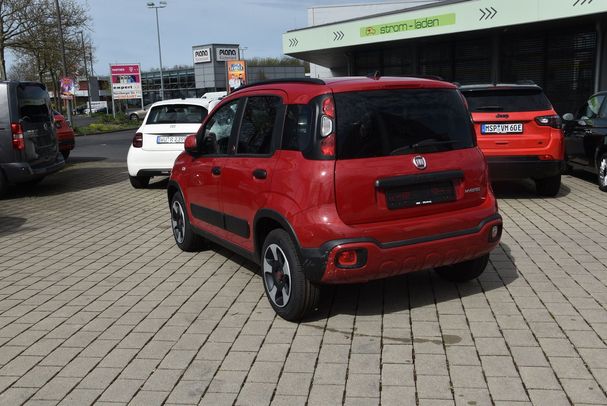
{"left": 184, "top": 134, "right": 198, "bottom": 154}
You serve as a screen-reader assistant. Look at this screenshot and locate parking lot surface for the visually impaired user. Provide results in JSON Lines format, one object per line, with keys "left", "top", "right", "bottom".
{"left": 1, "top": 160, "right": 607, "bottom": 405}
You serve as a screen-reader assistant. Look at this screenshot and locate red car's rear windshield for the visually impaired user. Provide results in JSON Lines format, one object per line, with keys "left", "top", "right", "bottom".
{"left": 463, "top": 88, "right": 552, "bottom": 113}
{"left": 334, "top": 89, "right": 475, "bottom": 160}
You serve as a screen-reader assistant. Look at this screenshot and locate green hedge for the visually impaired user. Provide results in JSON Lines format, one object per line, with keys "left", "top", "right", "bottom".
{"left": 75, "top": 114, "right": 139, "bottom": 135}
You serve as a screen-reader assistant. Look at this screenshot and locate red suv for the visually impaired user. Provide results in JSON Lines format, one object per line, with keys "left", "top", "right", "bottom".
{"left": 460, "top": 84, "right": 564, "bottom": 196}
{"left": 168, "top": 77, "right": 502, "bottom": 320}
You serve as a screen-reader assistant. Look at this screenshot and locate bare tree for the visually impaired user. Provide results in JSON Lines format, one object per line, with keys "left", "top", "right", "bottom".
{"left": 0, "top": 0, "right": 45, "bottom": 79}
{"left": 7, "top": 0, "right": 91, "bottom": 106}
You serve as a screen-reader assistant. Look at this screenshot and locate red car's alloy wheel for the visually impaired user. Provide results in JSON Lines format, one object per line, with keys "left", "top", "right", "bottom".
{"left": 171, "top": 200, "right": 186, "bottom": 244}
{"left": 263, "top": 244, "right": 292, "bottom": 308}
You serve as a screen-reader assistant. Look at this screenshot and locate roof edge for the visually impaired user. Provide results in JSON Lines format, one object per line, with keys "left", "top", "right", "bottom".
{"left": 287, "top": 0, "right": 466, "bottom": 33}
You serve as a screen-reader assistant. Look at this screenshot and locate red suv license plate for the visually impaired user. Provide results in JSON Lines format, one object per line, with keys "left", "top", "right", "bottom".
{"left": 481, "top": 123, "right": 523, "bottom": 134}
{"left": 386, "top": 181, "right": 456, "bottom": 210}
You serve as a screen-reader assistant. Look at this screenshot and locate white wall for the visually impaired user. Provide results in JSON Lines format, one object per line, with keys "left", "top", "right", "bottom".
{"left": 307, "top": 1, "right": 439, "bottom": 26}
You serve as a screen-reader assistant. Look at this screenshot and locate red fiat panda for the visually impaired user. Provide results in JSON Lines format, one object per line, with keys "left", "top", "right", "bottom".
{"left": 167, "top": 77, "right": 502, "bottom": 321}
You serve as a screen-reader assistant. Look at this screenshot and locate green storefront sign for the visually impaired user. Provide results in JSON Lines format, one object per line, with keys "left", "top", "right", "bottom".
{"left": 360, "top": 13, "right": 456, "bottom": 38}
{"left": 284, "top": 0, "right": 606, "bottom": 55}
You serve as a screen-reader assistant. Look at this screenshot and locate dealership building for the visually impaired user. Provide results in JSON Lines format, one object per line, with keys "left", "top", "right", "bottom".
{"left": 192, "top": 43, "right": 305, "bottom": 91}
{"left": 283, "top": 0, "right": 607, "bottom": 114}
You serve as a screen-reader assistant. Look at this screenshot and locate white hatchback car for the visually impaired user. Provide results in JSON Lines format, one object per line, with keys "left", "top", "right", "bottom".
{"left": 127, "top": 98, "right": 208, "bottom": 188}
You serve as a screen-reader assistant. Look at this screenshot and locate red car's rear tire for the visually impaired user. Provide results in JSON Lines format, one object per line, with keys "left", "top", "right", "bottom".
{"left": 261, "top": 229, "right": 320, "bottom": 321}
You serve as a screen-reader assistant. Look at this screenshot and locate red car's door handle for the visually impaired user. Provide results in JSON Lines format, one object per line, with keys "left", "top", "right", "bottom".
{"left": 211, "top": 166, "right": 221, "bottom": 176}
{"left": 253, "top": 169, "right": 267, "bottom": 179}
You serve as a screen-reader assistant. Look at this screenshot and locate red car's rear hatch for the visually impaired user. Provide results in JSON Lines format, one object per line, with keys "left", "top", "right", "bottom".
{"left": 333, "top": 88, "right": 488, "bottom": 229}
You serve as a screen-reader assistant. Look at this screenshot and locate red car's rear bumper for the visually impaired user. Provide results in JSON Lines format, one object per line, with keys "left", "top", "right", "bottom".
{"left": 300, "top": 214, "right": 502, "bottom": 284}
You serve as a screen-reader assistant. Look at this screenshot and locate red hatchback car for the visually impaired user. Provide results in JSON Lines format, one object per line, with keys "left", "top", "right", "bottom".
{"left": 53, "top": 110, "right": 75, "bottom": 160}
{"left": 168, "top": 77, "right": 502, "bottom": 320}
{"left": 460, "top": 84, "right": 564, "bottom": 196}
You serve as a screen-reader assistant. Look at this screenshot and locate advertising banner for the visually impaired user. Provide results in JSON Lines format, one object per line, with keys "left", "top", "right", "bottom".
{"left": 110, "top": 64, "right": 142, "bottom": 100}
{"left": 193, "top": 47, "right": 211, "bottom": 64}
{"left": 227, "top": 60, "right": 247, "bottom": 93}
{"left": 216, "top": 47, "right": 239, "bottom": 62}
{"left": 60, "top": 77, "right": 75, "bottom": 99}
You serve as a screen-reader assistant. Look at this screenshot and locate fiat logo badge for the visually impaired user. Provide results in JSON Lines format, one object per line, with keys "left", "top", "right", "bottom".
{"left": 413, "top": 155, "right": 427, "bottom": 170}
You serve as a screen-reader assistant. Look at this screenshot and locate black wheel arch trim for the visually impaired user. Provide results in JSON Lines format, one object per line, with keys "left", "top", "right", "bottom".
{"left": 253, "top": 209, "right": 302, "bottom": 261}
{"left": 167, "top": 180, "right": 184, "bottom": 205}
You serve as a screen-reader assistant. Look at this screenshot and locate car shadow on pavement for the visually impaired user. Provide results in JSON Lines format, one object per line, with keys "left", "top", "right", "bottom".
{"left": 492, "top": 179, "right": 571, "bottom": 198}
{"left": 148, "top": 177, "right": 170, "bottom": 189}
{"left": 2, "top": 165, "right": 127, "bottom": 199}
{"left": 0, "top": 216, "right": 29, "bottom": 236}
{"left": 566, "top": 170, "right": 600, "bottom": 188}
{"left": 297, "top": 242, "right": 518, "bottom": 324}
{"left": 233, "top": 241, "right": 518, "bottom": 326}
{"left": 66, "top": 156, "right": 107, "bottom": 164}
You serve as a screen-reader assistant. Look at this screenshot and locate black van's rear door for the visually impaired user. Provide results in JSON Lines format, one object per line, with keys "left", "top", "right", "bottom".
{"left": 16, "top": 83, "right": 57, "bottom": 165}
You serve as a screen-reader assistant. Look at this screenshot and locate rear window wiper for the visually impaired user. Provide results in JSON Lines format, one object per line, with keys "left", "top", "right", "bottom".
{"left": 472, "top": 105, "right": 504, "bottom": 111}
{"left": 411, "top": 140, "right": 460, "bottom": 149}
{"left": 390, "top": 140, "right": 460, "bottom": 155}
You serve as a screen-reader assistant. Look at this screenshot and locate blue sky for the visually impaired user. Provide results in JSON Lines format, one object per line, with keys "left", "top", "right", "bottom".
{"left": 81, "top": 0, "right": 383, "bottom": 76}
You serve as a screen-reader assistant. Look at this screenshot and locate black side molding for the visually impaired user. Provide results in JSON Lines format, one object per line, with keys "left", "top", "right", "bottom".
{"left": 376, "top": 170, "right": 464, "bottom": 189}
{"left": 191, "top": 203, "right": 250, "bottom": 239}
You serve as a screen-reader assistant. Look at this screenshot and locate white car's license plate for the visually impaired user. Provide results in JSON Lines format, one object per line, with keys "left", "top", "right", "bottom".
{"left": 157, "top": 136, "right": 186, "bottom": 144}
{"left": 481, "top": 123, "right": 523, "bottom": 134}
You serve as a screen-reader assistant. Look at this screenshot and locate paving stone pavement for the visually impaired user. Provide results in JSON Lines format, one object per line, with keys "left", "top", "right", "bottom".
{"left": 1, "top": 161, "right": 607, "bottom": 405}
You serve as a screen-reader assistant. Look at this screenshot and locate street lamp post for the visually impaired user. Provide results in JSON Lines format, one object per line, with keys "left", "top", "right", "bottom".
{"left": 147, "top": 1, "right": 167, "bottom": 101}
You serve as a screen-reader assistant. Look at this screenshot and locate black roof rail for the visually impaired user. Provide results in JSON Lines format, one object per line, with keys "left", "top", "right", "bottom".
{"left": 233, "top": 78, "right": 325, "bottom": 92}
{"left": 516, "top": 80, "right": 536, "bottom": 85}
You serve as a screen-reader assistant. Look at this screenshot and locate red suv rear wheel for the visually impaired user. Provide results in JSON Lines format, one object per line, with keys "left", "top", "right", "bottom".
{"left": 262, "top": 229, "right": 319, "bottom": 321}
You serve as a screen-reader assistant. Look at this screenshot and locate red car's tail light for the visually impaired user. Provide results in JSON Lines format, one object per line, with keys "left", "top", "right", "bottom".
{"left": 535, "top": 115, "right": 561, "bottom": 129}
{"left": 322, "top": 96, "right": 335, "bottom": 119}
{"left": 11, "top": 123, "right": 25, "bottom": 150}
{"left": 320, "top": 134, "right": 335, "bottom": 157}
{"left": 132, "top": 132, "right": 143, "bottom": 148}
{"left": 319, "top": 96, "right": 336, "bottom": 158}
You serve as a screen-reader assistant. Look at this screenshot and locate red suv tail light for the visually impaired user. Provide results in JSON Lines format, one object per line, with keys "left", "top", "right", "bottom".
{"left": 11, "top": 123, "right": 25, "bottom": 150}
{"left": 535, "top": 115, "right": 561, "bottom": 129}
{"left": 132, "top": 132, "right": 143, "bottom": 148}
{"left": 319, "top": 96, "right": 336, "bottom": 158}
